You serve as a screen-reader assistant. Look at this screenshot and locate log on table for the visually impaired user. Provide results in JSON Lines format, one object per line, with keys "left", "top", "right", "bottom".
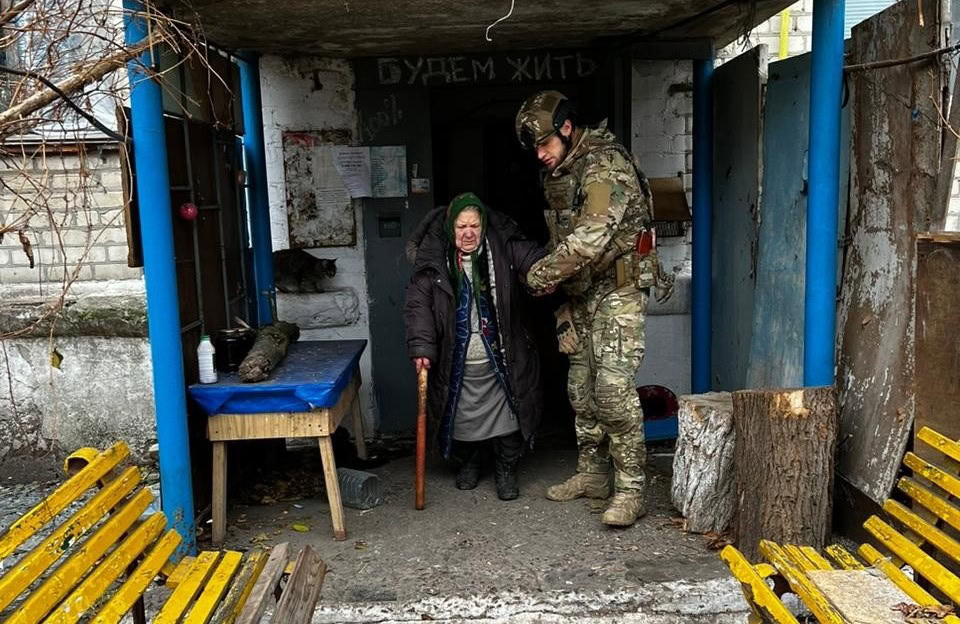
{"left": 733, "top": 386, "right": 837, "bottom": 561}
{"left": 238, "top": 321, "right": 301, "bottom": 383}
{"left": 671, "top": 392, "right": 735, "bottom": 533}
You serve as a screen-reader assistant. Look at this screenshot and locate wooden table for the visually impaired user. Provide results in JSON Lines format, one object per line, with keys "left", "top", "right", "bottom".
{"left": 189, "top": 340, "right": 367, "bottom": 545}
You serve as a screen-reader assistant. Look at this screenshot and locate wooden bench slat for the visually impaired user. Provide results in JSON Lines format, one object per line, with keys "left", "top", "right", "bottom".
{"left": 183, "top": 551, "right": 243, "bottom": 624}
{"left": 0, "top": 442, "right": 129, "bottom": 560}
{"left": 858, "top": 543, "right": 960, "bottom": 624}
{"left": 759, "top": 541, "right": 845, "bottom": 624}
{"left": 209, "top": 549, "right": 269, "bottom": 624}
{"left": 898, "top": 476, "right": 960, "bottom": 533}
{"left": 154, "top": 552, "right": 222, "bottom": 624}
{"left": 863, "top": 515, "right": 960, "bottom": 603}
{"left": 273, "top": 545, "right": 326, "bottom": 624}
{"left": 884, "top": 499, "right": 960, "bottom": 567}
{"left": 6, "top": 486, "right": 152, "bottom": 624}
{"left": 798, "top": 546, "right": 833, "bottom": 571}
{"left": 165, "top": 556, "right": 199, "bottom": 589}
{"left": 917, "top": 426, "right": 960, "bottom": 464}
{"left": 90, "top": 529, "right": 182, "bottom": 624}
{"left": 236, "top": 543, "right": 290, "bottom": 624}
{"left": 0, "top": 467, "right": 142, "bottom": 615}
{"left": 719, "top": 545, "right": 800, "bottom": 624}
{"left": 42, "top": 512, "right": 168, "bottom": 624}
{"left": 824, "top": 544, "right": 865, "bottom": 570}
{"left": 903, "top": 452, "right": 960, "bottom": 499}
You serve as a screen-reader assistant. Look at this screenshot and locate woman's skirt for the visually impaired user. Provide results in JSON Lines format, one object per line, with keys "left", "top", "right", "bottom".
{"left": 453, "top": 361, "right": 519, "bottom": 442}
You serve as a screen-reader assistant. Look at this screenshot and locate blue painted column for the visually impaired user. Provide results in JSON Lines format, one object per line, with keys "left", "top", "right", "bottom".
{"left": 803, "top": 0, "right": 844, "bottom": 386}
{"left": 238, "top": 55, "right": 275, "bottom": 325}
{"left": 692, "top": 57, "right": 714, "bottom": 393}
{"left": 124, "top": 0, "right": 196, "bottom": 556}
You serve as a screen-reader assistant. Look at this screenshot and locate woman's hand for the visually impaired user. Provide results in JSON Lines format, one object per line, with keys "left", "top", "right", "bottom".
{"left": 413, "top": 357, "right": 431, "bottom": 374}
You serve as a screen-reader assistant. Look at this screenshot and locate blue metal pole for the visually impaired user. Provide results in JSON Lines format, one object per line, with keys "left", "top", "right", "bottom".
{"left": 692, "top": 57, "right": 714, "bottom": 393}
{"left": 124, "top": 0, "right": 196, "bottom": 556}
{"left": 238, "top": 55, "right": 275, "bottom": 326}
{"left": 804, "top": 0, "right": 844, "bottom": 387}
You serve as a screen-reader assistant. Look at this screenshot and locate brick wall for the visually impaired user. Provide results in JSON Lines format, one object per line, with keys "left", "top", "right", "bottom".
{"left": 0, "top": 146, "right": 142, "bottom": 293}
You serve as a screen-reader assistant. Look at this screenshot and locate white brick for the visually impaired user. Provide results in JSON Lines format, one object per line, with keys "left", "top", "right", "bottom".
{"left": 789, "top": 35, "right": 809, "bottom": 54}
{"left": 951, "top": 178, "right": 959, "bottom": 197}
{"left": 946, "top": 213, "right": 960, "bottom": 231}
{"left": 796, "top": 15, "right": 814, "bottom": 34}
{"left": 0, "top": 265, "right": 40, "bottom": 284}
{"left": 68, "top": 246, "right": 107, "bottom": 263}
{"left": 91, "top": 262, "right": 141, "bottom": 281}
{"left": 93, "top": 227, "right": 131, "bottom": 244}
{"left": 44, "top": 264, "right": 94, "bottom": 282}
{"left": 106, "top": 245, "right": 130, "bottom": 262}
{"left": 0, "top": 249, "right": 8, "bottom": 265}
{"left": 59, "top": 228, "right": 96, "bottom": 247}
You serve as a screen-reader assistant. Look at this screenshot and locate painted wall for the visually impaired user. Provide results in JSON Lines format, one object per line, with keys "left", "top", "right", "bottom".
{"left": 259, "top": 55, "right": 377, "bottom": 431}
{"left": 630, "top": 60, "right": 693, "bottom": 398}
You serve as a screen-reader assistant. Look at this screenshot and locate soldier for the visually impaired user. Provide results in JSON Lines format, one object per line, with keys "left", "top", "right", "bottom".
{"left": 516, "top": 90, "right": 670, "bottom": 527}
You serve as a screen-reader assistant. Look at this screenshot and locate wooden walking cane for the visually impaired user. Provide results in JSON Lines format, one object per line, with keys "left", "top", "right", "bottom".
{"left": 415, "top": 366, "right": 428, "bottom": 510}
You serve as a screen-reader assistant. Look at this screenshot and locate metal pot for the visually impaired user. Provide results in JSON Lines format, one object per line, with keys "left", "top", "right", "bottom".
{"left": 214, "top": 328, "right": 256, "bottom": 372}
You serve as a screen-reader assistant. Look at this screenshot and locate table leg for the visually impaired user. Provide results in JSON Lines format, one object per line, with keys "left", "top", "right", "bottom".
{"left": 318, "top": 435, "right": 347, "bottom": 541}
{"left": 212, "top": 441, "right": 227, "bottom": 546}
{"left": 350, "top": 395, "right": 368, "bottom": 460}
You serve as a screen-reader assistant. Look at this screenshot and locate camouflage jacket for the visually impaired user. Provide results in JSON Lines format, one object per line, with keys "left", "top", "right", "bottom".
{"left": 527, "top": 121, "right": 654, "bottom": 294}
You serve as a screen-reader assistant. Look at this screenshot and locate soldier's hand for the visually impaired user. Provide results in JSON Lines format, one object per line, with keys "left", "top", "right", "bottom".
{"left": 555, "top": 304, "right": 579, "bottom": 354}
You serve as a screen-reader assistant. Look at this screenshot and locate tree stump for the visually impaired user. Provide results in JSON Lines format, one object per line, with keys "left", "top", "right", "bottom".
{"left": 733, "top": 386, "right": 837, "bottom": 560}
{"left": 238, "top": 321, "right": 301, "bottom": 383}
{"left": 671, "top": 392, "right": 736, "bottom": 533}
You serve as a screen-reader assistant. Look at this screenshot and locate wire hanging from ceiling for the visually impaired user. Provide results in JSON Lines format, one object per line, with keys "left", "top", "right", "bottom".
{"left": 485, "top": 0, "right": 516, "bottom": 42}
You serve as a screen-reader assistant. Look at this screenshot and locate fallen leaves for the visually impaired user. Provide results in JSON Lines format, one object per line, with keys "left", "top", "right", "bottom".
{"left": 664, "top": 516, "right": 733, "bottom": 550}
{"left": 891, "top": 602, "right": 955, "bottom": 620}
{"left": 290, "top": 523, "right": 310, "bottom": 533}
{"left": 50, "top": 348, "right": 63, "bottom": 369}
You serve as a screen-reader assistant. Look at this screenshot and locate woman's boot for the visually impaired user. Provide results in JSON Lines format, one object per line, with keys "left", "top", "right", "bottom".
{"left": 454, "top": 441, "right": 482, "bottom": 490}
{"left": 493, "top": 431, "right": 524, "bottom": 500}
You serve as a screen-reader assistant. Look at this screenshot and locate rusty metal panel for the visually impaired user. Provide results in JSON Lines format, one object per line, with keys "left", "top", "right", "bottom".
{"left": 711, "top": 46, "right": 765, "bottom": 391}
{"left": 282, "top": 130, "right": 357, "bottom": 248}
{"left": 836, "top": 0, "right": 943, "bottom": 503}
{"left": 914, "top": 233, "right": 960, "bottom": 465}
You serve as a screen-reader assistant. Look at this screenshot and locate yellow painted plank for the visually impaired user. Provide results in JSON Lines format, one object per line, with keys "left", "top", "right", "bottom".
{"left": 781, "top": 544, "right": 823, "bottom": 572}
{"left": 857, "top": 542, "right": 960, "bottom": 624}
{"left": 898, "top": 476, "right": 960, "bottom": 533}
{"left": 42, "top": 512, "right": 168, "bottom": 624}
{"left": 824, "top": 544, "right": 864, "bottom": 570}
{"left": 165, "top": 556, "right": 198, "bottom": 589}
{"left": 863, "top": 515, "right": 960, "bottom": 603}
{"left": 917, "top": 427, "right": 960, "bottom": 464}
{"left": 183, "top": 551, "right": 243, "bottom": 624}
{"left": 759, "top": 540, "right": 845, "bottom": 624}
{"left": 0, "top": 466, "right": 142, "bottom": 614}
{"left": 754, "top": 563, "right": 777, "bottom": 579}
{"left": 720, "top": 545, "right": 800, "bottom": 624}
{"left": 903, "top": 452, "right": 960, "bottom": 499}
{"left": 154, "top": 552, "right": 221, "bottom": 624}
{"left": 6, "top": 487, "right": 152, "bottom": 624}
{"left": 210, "top": 549, "right": 269, "bottom": 624}
{"left": 884, "top": 499, "right": 960, "bottom": 566}
{"left": 798, "top": 546, "right": 833, "bottom": 571}
{"left": 0, "top": 442, "right": 129, "bottom": 560}
{"left": 90, "top": 529, "right": 183, "bottom": 624}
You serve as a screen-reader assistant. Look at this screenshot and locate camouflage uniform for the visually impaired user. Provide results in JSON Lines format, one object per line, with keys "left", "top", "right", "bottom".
{"left": 518, "top": 92, "right": 657, "bottom": 509}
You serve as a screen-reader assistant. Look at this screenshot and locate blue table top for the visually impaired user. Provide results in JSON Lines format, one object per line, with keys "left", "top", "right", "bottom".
{"left": 188, "top": 340, "right": 367, "bottom": 415}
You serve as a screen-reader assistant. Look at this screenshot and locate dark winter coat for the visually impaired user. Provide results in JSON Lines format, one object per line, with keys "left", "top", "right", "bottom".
{"left": 404, "top": 209, "right": 546, "bottom": 448}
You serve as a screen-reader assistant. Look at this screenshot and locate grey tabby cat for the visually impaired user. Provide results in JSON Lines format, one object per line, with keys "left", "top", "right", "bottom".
{"left": 273, "top": 249, "right": 337, "bottom": 293}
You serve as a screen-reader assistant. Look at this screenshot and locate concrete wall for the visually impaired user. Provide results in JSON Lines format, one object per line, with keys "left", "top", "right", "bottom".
{"left": 259, "top": 55, "right": 377, "bottom": 431}
{"left": 0, "top": 146, "right": 156, "bottom": 464}
{"left": 630, "top": 60, "right": 694, "bottom": 398}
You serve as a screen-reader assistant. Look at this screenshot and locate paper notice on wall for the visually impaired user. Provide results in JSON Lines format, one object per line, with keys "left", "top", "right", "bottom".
{"left": 331, "top": 146, "right": 372, "bottom": 198}
{"left": 371, "top": 145, "right": 407, "bottom": 198}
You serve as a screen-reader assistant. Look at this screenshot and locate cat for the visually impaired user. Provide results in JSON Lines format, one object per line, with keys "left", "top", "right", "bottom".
{"left": 273, "top": 249, "right": 337, "bottom": 293}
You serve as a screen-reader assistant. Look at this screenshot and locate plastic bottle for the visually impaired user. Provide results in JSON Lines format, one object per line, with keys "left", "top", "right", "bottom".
{"left": 198, "top": 335, "right": 218, "bottom": 384}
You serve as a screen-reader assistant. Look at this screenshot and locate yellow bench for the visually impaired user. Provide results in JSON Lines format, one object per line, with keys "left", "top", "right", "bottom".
{"left": 721, "top": 426, "right": 960, "bottom": 623}
{"left": 0, "top": 442, "right": 325, "bottom": 624}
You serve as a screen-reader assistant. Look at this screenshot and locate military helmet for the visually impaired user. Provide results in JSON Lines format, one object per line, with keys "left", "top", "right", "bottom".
{"left": 515, "top": 90, "right": 573, "bottom": 149}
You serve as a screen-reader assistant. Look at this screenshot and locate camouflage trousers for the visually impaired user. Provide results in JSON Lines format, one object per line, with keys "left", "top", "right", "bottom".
{"left": 567, "top": 282, "right": 648, "bottom": 494}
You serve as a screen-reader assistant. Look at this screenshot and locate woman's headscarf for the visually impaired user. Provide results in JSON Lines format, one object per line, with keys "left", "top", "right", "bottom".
{"left": 445, "top": 192, "right": 489, "bottom": 298}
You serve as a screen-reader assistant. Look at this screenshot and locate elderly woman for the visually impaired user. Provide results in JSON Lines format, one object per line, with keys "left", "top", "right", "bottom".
{"left": 404, "top": 192, "right": 545, "bottom": 500}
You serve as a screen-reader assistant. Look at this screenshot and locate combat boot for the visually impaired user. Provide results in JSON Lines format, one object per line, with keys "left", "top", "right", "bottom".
{"left": 545, "top": 472, "right": 611, "bottom": 501}
{"left": 454, "top": 442, "right": 481, "bottom": 490}
{"left": 493, "top": 431, "right": 524, "bottom": 501}
{"left": 601, "top": 492, "right": 646, "bottom": 526}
